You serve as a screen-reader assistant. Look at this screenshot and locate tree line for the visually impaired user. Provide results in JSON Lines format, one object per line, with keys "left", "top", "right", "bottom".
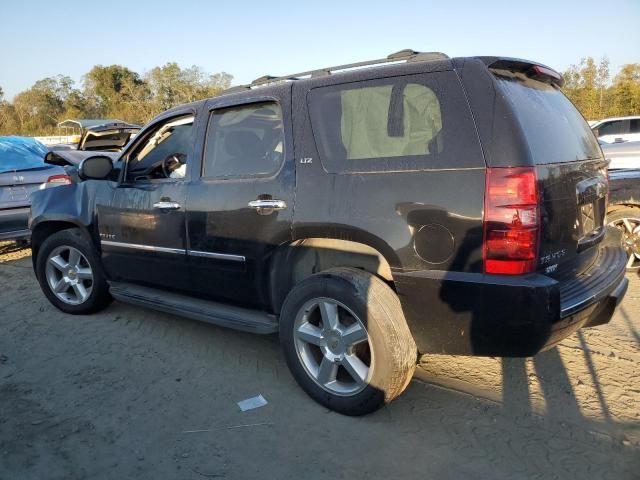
{"left": 0, "top": 63, "right": 232, "bottom": 136}
{"left": 562, "top": 57, "right": 640, "bottom": 120}
{"left": 1, "top": 57, "right": 639, "bottom": 137}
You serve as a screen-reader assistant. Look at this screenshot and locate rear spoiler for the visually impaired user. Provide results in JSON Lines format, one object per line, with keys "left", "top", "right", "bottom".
{"left": 475, "top": 56, "right": 564, "bottom": 87}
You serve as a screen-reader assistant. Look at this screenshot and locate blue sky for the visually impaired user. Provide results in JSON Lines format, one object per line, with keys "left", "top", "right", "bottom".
{"left": 1, "top": 0, "right": 638, "bottom": 100}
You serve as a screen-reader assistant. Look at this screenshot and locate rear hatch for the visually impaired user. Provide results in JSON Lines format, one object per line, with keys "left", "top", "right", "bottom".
{"left": 79, "top": 123, "right": 140, "bottom": 152}
{"left": 490, "top": 64, "right": 607, "bottom": 279}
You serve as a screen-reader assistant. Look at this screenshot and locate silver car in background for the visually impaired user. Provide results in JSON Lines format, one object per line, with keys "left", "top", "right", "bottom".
{"left": 601, "top": 140, "right": 640, "bottom": 170}
{"left": 0, "top": 137, "right": 66, "bottom": 241}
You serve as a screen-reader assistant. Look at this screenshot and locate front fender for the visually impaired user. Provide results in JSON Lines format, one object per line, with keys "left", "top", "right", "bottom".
{"left": 29, "top": 180, "right": 115, "bottom": 248}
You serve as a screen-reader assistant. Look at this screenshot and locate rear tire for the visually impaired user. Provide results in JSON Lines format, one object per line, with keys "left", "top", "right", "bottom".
{"left": 279, "top": 268, "right": 417, "bottom": 415}
{"left": 607, "top": 206, "right": 640, "bottom": 272}
{"left": 36, "top": 228, "right": 112, "bottom": 314}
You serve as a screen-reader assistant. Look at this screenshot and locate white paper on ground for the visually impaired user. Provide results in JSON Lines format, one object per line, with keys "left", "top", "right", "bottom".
{"left": 237, "top": 394, "right": 268, "bottom": 412}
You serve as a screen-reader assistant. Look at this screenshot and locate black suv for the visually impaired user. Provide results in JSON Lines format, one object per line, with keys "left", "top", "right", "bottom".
{"left": 30, "top": 50, "right": 629, "bottom": 415}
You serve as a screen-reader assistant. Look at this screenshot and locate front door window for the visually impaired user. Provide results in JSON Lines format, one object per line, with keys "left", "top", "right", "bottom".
{"left": 125, "top": 116, "right": 194, "bottom": 182}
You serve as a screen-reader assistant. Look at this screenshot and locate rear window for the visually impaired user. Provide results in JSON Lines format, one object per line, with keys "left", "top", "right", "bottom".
{"left": 82, "top": 131, "right": 135, "bottom": 151}
{"left": 492, "top": 71, "right": 601, "bottom": 164}
{"left": 308, "top": 71, "right": 484, "bottom": 173}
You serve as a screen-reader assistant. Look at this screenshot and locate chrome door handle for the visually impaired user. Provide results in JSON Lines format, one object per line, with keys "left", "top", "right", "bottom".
{"left": 153, "top": 201, "right": 181, "bottom": 210}
{"left": 248, "top": 199, "right": 287, "bottom": 210}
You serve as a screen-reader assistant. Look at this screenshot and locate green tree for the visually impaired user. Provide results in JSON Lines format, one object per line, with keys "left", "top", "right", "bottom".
{"left": 84, "top": 65, "right": 145, "bottom": 118}
{"left": 608, "top": 64, "right": 640, "bottom": 116}
{"left": 145, "top": 63, "right": 232, "bottom": 115}
{"left": 0, "top": 86, "right": 20, "bottom": 135}
{"left": 11, "top": 76, "right": 77, "bottom": 134}
{"left": 562, "top": 56, "right": 610, "bottom": 120}
{"left": 1, "top": 62, "right": 233, "bottom": 135}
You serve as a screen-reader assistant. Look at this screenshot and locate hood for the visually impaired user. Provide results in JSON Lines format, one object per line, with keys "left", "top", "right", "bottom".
{"left": 44, "top": 149, "right": 120, "bottom": 167}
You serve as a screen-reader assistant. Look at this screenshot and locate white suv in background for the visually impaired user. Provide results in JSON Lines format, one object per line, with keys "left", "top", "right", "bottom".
{"left": 591, "top": 115, "right": 640, "bottom": 144}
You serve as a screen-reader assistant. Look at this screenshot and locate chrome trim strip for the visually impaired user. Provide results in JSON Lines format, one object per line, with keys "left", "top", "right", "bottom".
{"left": 188, "top": 250, "right": 245, "bottom": 262}
{"left": 101, "top": 240, "right": 185, "bottom": 255}
{"left": 100, "top": 241, "right": 245, "bottom": 262}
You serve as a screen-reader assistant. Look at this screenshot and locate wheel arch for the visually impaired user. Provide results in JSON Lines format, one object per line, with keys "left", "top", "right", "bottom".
{"left": 30, "top": 218, "right": 96, "bottom": 270}
{"left": 268, "top": 237, "right": 398, "bottom": 314}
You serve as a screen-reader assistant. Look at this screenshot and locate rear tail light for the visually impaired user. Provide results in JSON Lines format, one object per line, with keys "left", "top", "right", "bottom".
{"left": 46, "top": 174, "right": 72, "bottom": 185}
{"left": 483, "top": 167, "right": 539, "bottom": 275}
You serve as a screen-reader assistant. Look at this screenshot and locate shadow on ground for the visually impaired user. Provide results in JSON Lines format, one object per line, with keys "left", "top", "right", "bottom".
{"left": 0, "top": 250, "right": 639, "bottom": 479}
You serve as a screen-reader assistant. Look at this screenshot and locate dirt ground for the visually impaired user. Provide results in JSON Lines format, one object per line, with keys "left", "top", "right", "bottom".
{"left": 1, "top": 241, "right": 639, "bottom": 480}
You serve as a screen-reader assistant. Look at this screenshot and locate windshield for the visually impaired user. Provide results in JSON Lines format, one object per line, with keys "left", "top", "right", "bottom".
{"left": 492, "top": 71, "right": 602, "bottom": 164}
{"left": 0, "top": 136, "right": 50, "bottom": 174}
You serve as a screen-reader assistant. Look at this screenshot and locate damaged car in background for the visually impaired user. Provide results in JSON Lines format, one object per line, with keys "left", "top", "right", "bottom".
{"left": 0, "top": 136, "right": 67, "bottom": 241}
{"left": 50, "top": 119, "right": 140, "bottom": 152}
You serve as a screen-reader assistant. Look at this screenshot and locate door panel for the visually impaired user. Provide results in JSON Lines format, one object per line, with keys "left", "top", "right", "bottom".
{"left": 99, "top": 182, "right": 189, "bottom": 290}
{"left": 98, "top": 111, "right": 197, "bottom": 292}
{"left": 186, "top": 85, "right": 294, "bottom": 309}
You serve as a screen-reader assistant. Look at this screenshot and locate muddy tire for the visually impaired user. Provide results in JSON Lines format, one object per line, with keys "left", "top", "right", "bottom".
{"left": 279, "top": 267, "right": 417, "bottom": 416}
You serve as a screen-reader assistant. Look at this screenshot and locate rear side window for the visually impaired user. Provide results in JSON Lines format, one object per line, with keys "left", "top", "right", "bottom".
{"left": 492, "top": 71, "right": 601, "bottom": 164}
{"left": 629, "top": 119, "right": 640, "bottom": 134}
{"left": 308, "top": 71, "right": 483, "bottom": 173}
{"left": 203, "top": 102, "right": 284, "bottom": 178}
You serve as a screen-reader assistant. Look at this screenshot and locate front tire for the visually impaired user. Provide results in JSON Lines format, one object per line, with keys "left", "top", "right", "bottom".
{"left": 36, "top": 228, "right": 112, "bottom": 314}
{"left": 279, "top": 268, "right": 417, "bottom": 415}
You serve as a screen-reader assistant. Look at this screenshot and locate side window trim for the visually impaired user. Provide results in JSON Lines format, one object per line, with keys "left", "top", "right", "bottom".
{"left": 201, "top": 100, "right": 286, "bottom": 180}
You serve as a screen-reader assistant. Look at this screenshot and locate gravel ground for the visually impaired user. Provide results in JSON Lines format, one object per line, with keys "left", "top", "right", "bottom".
{"left": 0, "top": 241, "right": 639, "bottom": 480}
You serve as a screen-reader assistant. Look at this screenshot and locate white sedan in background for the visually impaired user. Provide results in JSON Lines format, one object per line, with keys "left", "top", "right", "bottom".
{"left": 591, "top": 115, "right": 640, "bottom": 144}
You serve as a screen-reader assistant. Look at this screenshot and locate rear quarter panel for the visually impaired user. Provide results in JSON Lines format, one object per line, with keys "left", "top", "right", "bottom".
{"left": 292, "top": 68, "right": 487, "bottom": 274}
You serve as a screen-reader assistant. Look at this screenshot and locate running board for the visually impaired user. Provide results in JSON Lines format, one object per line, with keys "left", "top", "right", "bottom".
{"left": 108, "top": 282, "right": 278, "bottom": 334}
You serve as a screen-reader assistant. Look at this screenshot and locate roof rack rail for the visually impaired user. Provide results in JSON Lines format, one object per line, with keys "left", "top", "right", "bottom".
{"left": 222, "top": 49, "right": 449, "bottom": 93}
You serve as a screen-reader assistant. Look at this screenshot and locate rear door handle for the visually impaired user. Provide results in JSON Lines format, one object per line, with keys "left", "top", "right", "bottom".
{"left": 248, "top": 199, "right": 287, "bottom": 210}
{"left": 153, "top": 201, "right": 181, "bottom": 210}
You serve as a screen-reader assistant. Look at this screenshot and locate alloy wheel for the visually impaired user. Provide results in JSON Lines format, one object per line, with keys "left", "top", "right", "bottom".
{"left": 610, "top": 216, "right": 640, "bottom": 270}
{"left": 293, "top": 298, "right": 372, "bottom": 396}
{"left": 45, "top": 246, "right": 94, "bottom": 305}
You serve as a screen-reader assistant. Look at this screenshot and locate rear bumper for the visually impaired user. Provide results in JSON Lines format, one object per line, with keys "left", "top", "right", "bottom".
{"left": 0, "top": 207, "right": 31, "bottom": 240}
{"left": 394, "top": 227, "right": 628, "bottom": 357}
